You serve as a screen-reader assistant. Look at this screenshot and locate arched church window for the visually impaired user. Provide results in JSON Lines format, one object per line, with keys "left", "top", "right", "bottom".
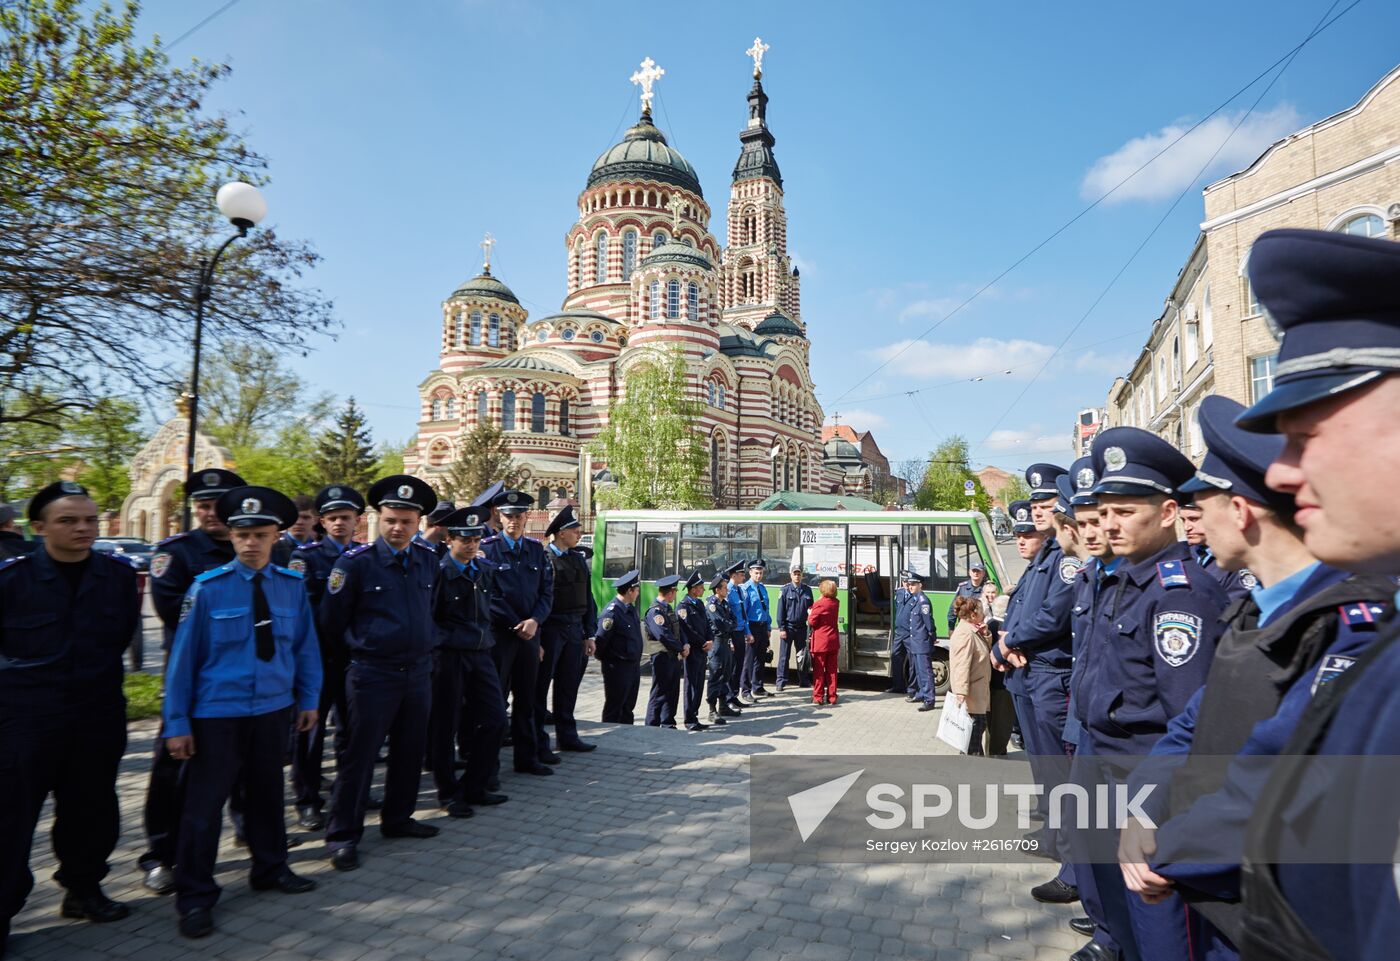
{"left": 622, "top": 231, "right": 637, "bottom": 280}
{"left": 649, "top": 281, "right": 661, "bottom": 321}
{"left": 431, "top": 398, "right": 443, "bottom": 421}
{"left": 687, "top": 282, "right": 699, "bottom": 319}
{"left": 444, "top": 396, "right": 456, "bottom": 419}
{"left": 538, "top": 484, "right": 551, "bottom": 506}
{"left": 476, "top": 391, "right": 488, "bottom": 423}
{"left": 707, "top": 381, "right": 716, "bottom": 406}
{"left": 796, "top": 453, "right": 803, "bottom": 491}
{"left": 711, "top": 432, "right": 721, "bottom": 498}
{"left": 717, "top": 384, "right": 726, "bottom": 410}
{"left": 653, "top": 231, "right": 666, "bottom": 250}
{"left": 452, "top": 316, "right": 462, "bottom": 349}
{"left": 501, "top": 390, "right": 516, "bottom": 430}
{"left": 559, "top": 398, "right": 570, "bottom": 436}
{"left": 595, "top": 233, "right": 609, "bottom": 284}
{"left": 574, "top": 242, "right": 584, "bottom": 288}
{"left": 470, "top": 311, "right": 482, "bottom": 346}
{"left": 666, "top": 280, "right": 680, "bottom": 319}
{"left": 531, "top": 392, "right": 546, "bottom": 433}
{"left": 488, "top": 314, "right": 500, "bottom": 348}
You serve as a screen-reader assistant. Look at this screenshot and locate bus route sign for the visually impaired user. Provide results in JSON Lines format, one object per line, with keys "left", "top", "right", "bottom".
{"left": 800, "top": 528, "right": 844, "bottom": 546}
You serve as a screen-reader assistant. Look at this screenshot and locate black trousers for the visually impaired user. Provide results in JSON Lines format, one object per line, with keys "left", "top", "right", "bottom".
{"left": 174, "top": 709, "right": 290, "bottom": 913}
{"left": 645, "top": 652, "right": 683, "bottom": 726}
{"left": 776, "top": 623, "right": 810, "bottom": 687}
{"left": 490, "top": 627, "right": 540, "bottom": 772}
{"left": 1, "top": 702, "right": 125, "bottom": 924}
{"left": 600, "top": 658, "right": 640, "bottom": 724}
{"left": 727, "top": 631, "right": 746, "bottom": 701}
{"left": 539, "top": 619, "right": 587, "bottom": 748}
{"left": 326, "top": 661, "right": 431, "bottom": 849}
{"left": 682, "top": 651, "right": 708, "bottom": 726}
{"left": 429, "top": 648, "right": 506, "bottom": 803}
{"left": 292, "top": 654, "right": 347, "bottom": 811}
{"left": 740, "top": 622, "right": 771, "bottom": 695}
{"left": 532, "top": 620, "right": 568, "bottom": 756}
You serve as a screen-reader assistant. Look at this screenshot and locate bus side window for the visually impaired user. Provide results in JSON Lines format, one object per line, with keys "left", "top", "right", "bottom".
{"left": 934, "top": 524, "right": 980, "bottom": 591}
{"left": 640, "top": 532, "right": 678, "bottom": 580}
{"left": 602, "top": 522, "right": 637, "bottom": 579}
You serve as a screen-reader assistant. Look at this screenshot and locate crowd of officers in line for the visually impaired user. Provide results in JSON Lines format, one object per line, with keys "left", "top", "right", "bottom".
{"left": 5, "top": 227, "right": 1400, "bottom": 960}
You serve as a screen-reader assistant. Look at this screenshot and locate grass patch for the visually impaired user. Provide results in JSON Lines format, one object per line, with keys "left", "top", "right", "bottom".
{"left": 125, "top": 672, "right": 163, "bottom": 721}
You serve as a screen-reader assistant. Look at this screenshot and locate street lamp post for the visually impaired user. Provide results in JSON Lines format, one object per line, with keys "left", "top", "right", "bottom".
{"left": 182, "top": 182, "right": 267, "bottom": 530}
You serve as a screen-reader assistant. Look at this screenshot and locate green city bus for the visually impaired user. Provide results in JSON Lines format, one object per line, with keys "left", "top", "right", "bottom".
{"left": 589, "top": 510, "right": 1006, "bottom": 693}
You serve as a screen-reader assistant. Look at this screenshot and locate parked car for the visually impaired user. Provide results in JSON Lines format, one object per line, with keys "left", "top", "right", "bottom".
{"left": 93, "top": 537, "right": 156, "bottom": 571}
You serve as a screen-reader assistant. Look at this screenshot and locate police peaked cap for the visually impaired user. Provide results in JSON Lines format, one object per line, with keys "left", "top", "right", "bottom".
{"left": 613, "top": 569, "right": 641, "bottom": 591}
{"left": 748, "top": 557, "right": 767, "bottom": 570}
{"left": 492, "top": 489, "right": 535, "bottom": 514}
{"left": 655, "top": 574, "right": 683, "bottom": 590}
{"left": 426, "top": 501, "right": 457, "bottom": 525}
{"left": 439, "top": 506, "right": 487, "bottom": 537}
{"left": 468, "top": 480, "right": 505, "bottom": 512}
{"left": 709, "top": 572, "right": 728, "bottom": 591}
{"left": 187, "top": 468, "right": 245, "bottom": 501}
{"left": 1236, "top": 229, "right": 1400, "bottom": 431}
{"left": 1025, "top": 463, "right": 1067, "bottom": 501}
{"left": 1009, "top": 499, "right": 1035, "bottom": 534}
{"left": 901, "top": 569, "right": 922, "bottom": 582}
{"left": 723, "top": 561, "right": 745, "bottom": 577}
{"left": 1053, "top": 475, "right": 1076, "bottom": 519}
{"left": 314, "top": 484, "right": 366, "bottom": 516}
{"left": 545, "top": 504, "right": 581, "bottom": 537}
{"left": 684, "top": 570, "right": 704, "bottom": 590}
{"left": 1067, "top": 455, "right": 1098, "bottom": 507}
{"left": 1090, "top": 427, "right": 1196, "bottom": 499}
{"left": 1180, "top": 396, "right": 1293, "bottom": 512}
{"left": 28, "top": 480, "right": 89, "bottom": 522}
{"left": 217, "top": 485, "right": 298, "bottom": 530}
{"left": 367, "top": 474, "right": 437, "bottom": 513}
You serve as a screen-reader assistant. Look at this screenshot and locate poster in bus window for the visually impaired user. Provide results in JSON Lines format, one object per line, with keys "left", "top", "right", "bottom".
{"left": 809, "top": 544, "right": 844, "bottom": 576}
{"left": 906, "top": 548, "right": 931, "bottom": 577}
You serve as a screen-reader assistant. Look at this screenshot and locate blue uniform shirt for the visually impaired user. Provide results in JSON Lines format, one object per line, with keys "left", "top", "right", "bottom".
{"left": 432, "top": 553, "right": 495, "bottom": 651}
{"left": 727, "top": 582, "right": 749, "bottom": 634}
{"left": 595, "top": 596, "right": 642, "bottom": 661}
{"left": 778, "top": 581, "right": 814, "bottom": 628}
{"left": 678, "top": 593, "right": 711, "bottom": 655}
{"left": 290, "top": 538, "right": 362, "bottom": 612}
{"left": 1074, "top": 541, "right": 1229, "bottom": 756}
{"left": 742, "top": 578, "right": 772, "bottom": 626}
{"left": 645, "top": 599, "right": 685, "bottom": 654}
{"left": 1005, "top": 538, "right": 1077, "bottom": 669}
{"left": 706, "top": 592, "right": 737, "bottom": 638}
{"left": 901, "top": 590, "right": 935, "bottom": 654}
{"left": 162, "top": 560, "right": 322, "bottom": 739}
{"left": 481, "top": 532, "right": 553, "bottom": 628}
{"left": 318, "top": 538, "right": 438, "bottom": 668}
{"left": 891, "top": 588, "right": 913, "bottom": 640}
{"left": 150, "top": 529, "right": 235, "bottom": 637}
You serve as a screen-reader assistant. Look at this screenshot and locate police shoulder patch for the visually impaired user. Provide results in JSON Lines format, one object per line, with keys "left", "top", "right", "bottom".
{"left": 653, "top": 613, "right": 665, "bottom": 625}
{"left": 1156, "top": 560, "right": 1191, "bottom": 589}
{"left": 1059, "top": 557, "right": 1082, "bottom": 586}
{"left": 1154, "top": 611, "right": 1202, "bottom": 667}
{"left": 150, "top": 552, "right": 173, "bottom": 579}
{"left": 601, "top": 616, "right": 614, "bottom": 631}
{"left": 920, "top": 603, "right": 931, "bottom": 615}
{"left": 1338, "top": 601, "right": 1386, "bottom": 628}
{"left": 288, "top": 557, "right": 308, "bottom": 574}
{"left": 179, "top": 588, "right": 198, "bottom": 623}
{"left": 1311, "top": 654, "right": 1358, "bottom": 695}
{"left": 678, "top": 607, "right": 688, "bottom": 619}
{"left": 328, "top": 568, "right": 348, "bottom": 594}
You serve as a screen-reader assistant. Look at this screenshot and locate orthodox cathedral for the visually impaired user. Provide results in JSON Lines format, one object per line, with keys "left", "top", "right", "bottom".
{"left": 406, "top": 42, "right": 822, "bottom": 510}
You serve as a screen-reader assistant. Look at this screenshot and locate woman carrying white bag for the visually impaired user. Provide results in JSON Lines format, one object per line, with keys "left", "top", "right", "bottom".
{"left": 945, "top": 595, "right": 994, "bottom": 756}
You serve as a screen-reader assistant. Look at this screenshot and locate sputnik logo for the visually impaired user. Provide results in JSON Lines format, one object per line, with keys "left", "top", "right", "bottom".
{"left": 786, "top": 770, "right": 864, "bottom": 842}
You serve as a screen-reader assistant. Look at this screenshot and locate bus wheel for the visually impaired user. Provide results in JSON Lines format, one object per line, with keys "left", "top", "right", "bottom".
{"left": 932, "top": 653, "right": 949, "bottom": 696}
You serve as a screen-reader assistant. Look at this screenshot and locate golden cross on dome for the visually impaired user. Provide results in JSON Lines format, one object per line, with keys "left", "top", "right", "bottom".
{"left": 746, "top": 37, "right": 770, "bottom": 79}
{"left": 630, "top": 57, "right": 665, "bottom": 116}
{"left": 667, "top": 194, "right": 684, "bottom": 231}
{"left": 480, "top": 232, "right": 496, "bottom": 272}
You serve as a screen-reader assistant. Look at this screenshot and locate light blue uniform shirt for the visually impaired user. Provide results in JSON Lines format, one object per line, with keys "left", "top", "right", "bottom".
{"left": 163, "top": 559, "right": 322, "bottom": 738}
{"left": 1251, "top": 561, "right": 1322, "bottom": 626}
{"left": 742, "top": 578, "right": 771, "bottom": 626}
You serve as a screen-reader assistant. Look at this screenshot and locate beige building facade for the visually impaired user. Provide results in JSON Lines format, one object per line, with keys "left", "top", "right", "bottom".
{"left": 1106, "top": 64, "right": 1400, "bottom": 448}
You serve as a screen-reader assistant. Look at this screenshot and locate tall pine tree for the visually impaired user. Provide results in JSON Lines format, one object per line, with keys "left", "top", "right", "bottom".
{"left": 312, "top": 397, "right": 378, "bottom": 491}
{"left": 444, "top": 420, "right": 519, "bottom": 502}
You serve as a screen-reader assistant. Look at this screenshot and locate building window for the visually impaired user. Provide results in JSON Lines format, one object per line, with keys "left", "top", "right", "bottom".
{"left": 595, "top": 233, "right": 609, "bottom": 284}
{"left": 717, "top": 384, "right": 726, "bottom": 410}
{"left": 470, "top": 311, "right": 482, "bottom": 346}
{"left": 501, "top": 390, "right": 516, "bottom": 430}
{"left": 488, "top": 313, "right": 501, "bottom": 347}
{"left": 574, "top": 242, "right": 584, "bottom": 287}
{"left": 445, "top": 396, "right": 456, "bottom": 419}
{"left": 1188, "top": 404, "right": 1203, "bottom": 456}
{"left": 1245, "top": 276, "right": 1262, "bottom": 317}
{"left": 431, "top": 398, "right": 443, "bottom": 421}
{"left": 1201, "top": 287, "right": 1213, "bottom": 347}
{"left": 536, "top": 328, "right": 547, "bottom": 343}
{"left": 453, "top": 316, "right": 463, "bottom": 349}
{"left": 1339, "top": 213, "right": 1385, "bottom": 238}
{"left": 1184, "top": 321, "right": 1199, "bottom": 368}
{"left": 622, "top": 231, "right": 637, "bottom": 280}
{"left": 559, "top": 398, "right": 570, "bottom": 436}
{"left": 476, "top": 390, "right": 488, "bottom": 423}
{"left": 653, "top": 231, "right": 667, "bottom": 250}
{"left": 1157, "top": 355, "right": 1168, "bottom": 400}
{"left": 687, "top": 282, "right": 699, "bottom": 319}
{"left": 649, "top": 280, "right": 661, "bottom": 320}
{"left": 1249, "top": 354, "right": 1277, "bottom": 404}
{"left": 531, "top": 392, "right": 546, "bottom": 432}
{"left": 562, "top": 328, "right": 575, "bottom": 341}
{"left": 707, "top": 381, "right": 716, "bottom": 406}
{"left": 666, "top": 279, "right": 680, "bottom": 319}
{"left": 538, "top": 484, "right": 551, "bottom": 506}
{"left": 589, "top": 329, "right": 605, "bottom": 344}
{"left": 1171, "top": 337, "right": 1180, "bottom": 386}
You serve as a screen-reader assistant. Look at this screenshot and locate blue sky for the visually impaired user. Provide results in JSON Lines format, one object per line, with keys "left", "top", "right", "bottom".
{"left": 134, "top": 0, "right": 1400, "bottom": 476}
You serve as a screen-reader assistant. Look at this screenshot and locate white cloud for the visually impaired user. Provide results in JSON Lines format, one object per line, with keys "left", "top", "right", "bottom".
{"left": 897, "top": 298, "right": 961, "bottom": 322}
{"left": 867, "top": 337, "right": 1055, "bottom": 379}
{"left": 1073, "top": 350, "right": 1135, "bottom": 375}
{"left": 1081, "top": 103, "right": 1303, "bottom": 204}
{"left": 829, "top": 408, "right": 888, "bottom": 430}
{"left": 981, "top": 430, "right": 1070, "bottom": 454}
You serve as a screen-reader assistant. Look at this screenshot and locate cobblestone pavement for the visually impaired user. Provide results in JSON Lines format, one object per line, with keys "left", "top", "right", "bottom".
{"left": 10, "top": 663, "right": 1087, "bottom": 961}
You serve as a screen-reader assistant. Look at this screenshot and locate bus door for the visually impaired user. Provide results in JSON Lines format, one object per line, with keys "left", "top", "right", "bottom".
{"left": 845, "top": 524, "right": 902, "bottom": 674}
{"left": 637, "top": 522, "right": 678, "bottom": 658}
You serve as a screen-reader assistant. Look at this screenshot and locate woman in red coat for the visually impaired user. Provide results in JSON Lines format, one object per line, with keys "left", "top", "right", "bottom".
{"left": 806, "top": 579, "right": 841, "bottom": 705}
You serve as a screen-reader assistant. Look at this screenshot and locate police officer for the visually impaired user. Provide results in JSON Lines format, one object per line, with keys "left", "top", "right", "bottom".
{"left": 948, "top": 562, "right": 989, "bottom": 631}
{"left": 704, "top": 573, "right": 740, "bottom": 723}
{"left": 595, "top": 570, "right": 644, "bottom": 723}
{"left": 481, "top": 489, "right": 555, "bottom": 777}
{"left": 643, "top": 575, "right": 686, "bottom": 727}
{"left": 455, "top": 482, "right": 505, "bottom": 761}
{"left": 1070, "top": 427, "right": 1229, "bottom": 960}
{"left": 992, "top": 499, "right": 1039, "bottom": 749}
{"left": 141, "top": 466, "right": 244, "bottom": 894}
{"left": 288, "top": 483, "right": 367, "bottom": 830}
{"left": 1115, "top": 395, "right": 1394, "bottom": 961}
{"left": 887, "top": 570, "right": 917, "bottom": 699}
{"left": 414, "top": 501, "right": 455, "bottom": 558}
{"left": 776, "top": 564, "right": 814, "bottom": 691}
{"left": 1179, "top": 501, "right": 1255, "bottom": 603}
{"left": 678, "top": 571, "right": 713, "bottom": 732}
{"left": 738, "top": 559, "right": 773, "bottom": 700}
{"left": 427, "top": 506, "right": 508, "bottom": 818}
{"left": 538, "top": 505, "right": 597, "bottom": 755}
{"left": 272, "top": 494, "right": 317, "bottom": 566}
{"left": 725, "top": 562, "right": 752, "bottom": 706}
{"left": 1, "top": 482, "right": 141, "bottom": 954}
{"left": 1222, "top": 229, "right": 1400, "bottom": 961}
{"left": 163, "top": 486, "right": 321, "bottom": 939}
{"left": 900, "top": 571, "right": 937, "bottom": 711}
{"left": 321, "top": 474, "right": 441, "bottom": 872}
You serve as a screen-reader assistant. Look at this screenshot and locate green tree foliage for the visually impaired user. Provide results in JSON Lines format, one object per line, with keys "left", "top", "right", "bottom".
{"left": 71, "top": 397, "right": 143, "bottom": 509}
{"left": 911, "top": 436, "right": 992, "bottom": 514}
{"left": 1000, "top": 474, "right": 1031, "bottom": 507}
{"left": 0, "top": 388, "right": 141, "bottom": 506}
{"left": 374, "top": 440, "right": 406, "bottom": 478}
{"left": 443, "top": 420, "right": 519, "bottom": 503}
{"left": 0, "top": 0, "right": 335, "bottom": 428}
{"left": 591, "top": 348, "right": 710, "bottom": 509}
{"left": 311, "top": 397, "right": 378, "bottom": 491}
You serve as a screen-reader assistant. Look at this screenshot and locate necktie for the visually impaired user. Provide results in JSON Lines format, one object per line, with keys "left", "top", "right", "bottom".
{"left": 398, "top": 551, "right": 409, "bottom": 575}
{"left": 252, "top": 572, "right": 274, "bottom": 662}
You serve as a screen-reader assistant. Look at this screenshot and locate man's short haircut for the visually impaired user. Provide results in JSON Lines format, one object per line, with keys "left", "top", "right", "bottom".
{"left": 293, "top": 494, "right": 316, "bottom": 512}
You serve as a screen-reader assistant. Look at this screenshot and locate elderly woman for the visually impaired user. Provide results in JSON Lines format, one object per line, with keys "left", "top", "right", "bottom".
{"left": 980, "top": 582, "right": 1014, "bottom": 757}
{"left": 948, "top": 595, "right": 994, "bottom": 756}
{"left": 806, "top": 579, "right": 840, "bottom": 705}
